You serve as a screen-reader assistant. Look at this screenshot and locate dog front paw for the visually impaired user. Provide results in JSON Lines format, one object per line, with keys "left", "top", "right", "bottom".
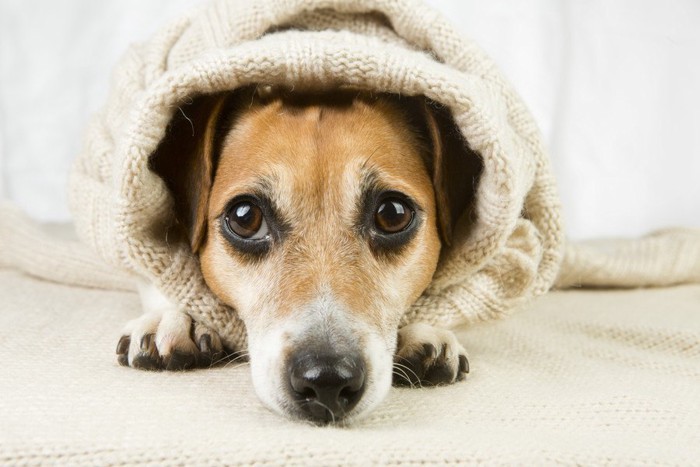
{"left": 115, "top": 309, "right": 228, "bottom": 371}
{"left": 393, "top": 323, "right": 469, "bottom": 387}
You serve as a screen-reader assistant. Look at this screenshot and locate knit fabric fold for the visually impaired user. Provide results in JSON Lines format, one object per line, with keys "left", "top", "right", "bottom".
{"left": 1, "top": 0, "right": 697, "bottom": 350}
{"left": 65, "top": 0, "right": 564, "bottom": 349}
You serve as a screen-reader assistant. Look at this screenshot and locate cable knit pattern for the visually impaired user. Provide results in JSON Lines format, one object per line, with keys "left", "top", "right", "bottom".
{"left": 60, "top": 0, "right": 700, "bottom": 349}
{"left": 0, "top": 0, "right": 697, "bottom": 351}
{"left": 64, "top": 0, "right": 565, "bottom": 349}
{"left": 0, "top": 3, "right": 698, "bottom": 462}
{"left": 2, "top": 270, "right": 700, "bottom": 464}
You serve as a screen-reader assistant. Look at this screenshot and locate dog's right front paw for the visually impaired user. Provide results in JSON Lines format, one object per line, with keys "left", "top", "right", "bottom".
{"left": 116, "top": 309, "right": 227, "bottom": 371}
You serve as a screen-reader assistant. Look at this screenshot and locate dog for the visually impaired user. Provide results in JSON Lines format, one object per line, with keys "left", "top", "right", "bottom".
{"left": 116, "top": 86, "right": 481, "bottom": 423}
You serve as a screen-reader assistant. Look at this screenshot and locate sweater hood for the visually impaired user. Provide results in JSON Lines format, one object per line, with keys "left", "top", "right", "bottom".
{"left": 69, "top": 0, "right": 564, "bottom": 348}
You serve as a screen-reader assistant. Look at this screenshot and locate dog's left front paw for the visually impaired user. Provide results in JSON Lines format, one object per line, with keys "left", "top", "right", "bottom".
{"left": 393, "top": 323, "right": 469, "bottom": 387}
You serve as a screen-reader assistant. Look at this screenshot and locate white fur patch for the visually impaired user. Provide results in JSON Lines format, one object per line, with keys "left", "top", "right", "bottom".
{"left": 246, "top": 292, "right": 396, "bottom": 422}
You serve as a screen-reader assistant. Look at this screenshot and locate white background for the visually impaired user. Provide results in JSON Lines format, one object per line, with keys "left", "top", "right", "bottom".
{"left": 1, "top": 0, "right": 698, "bottom": 240}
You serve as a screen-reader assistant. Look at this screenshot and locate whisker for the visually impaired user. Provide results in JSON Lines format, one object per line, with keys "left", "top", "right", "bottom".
{"left": 217, "top": 351, "right": 250, "bottom": 369}
{"left": 392, "top": 366, "right": 415, "bottom": 388}
{"left": 392, "top": 369, "right": 414, "bottom": 388}
{"left": 299, "top": 399, "right": 337, "bottom": 424}
{"left": 393, "top": 362, "right": 423, "bottom": 388}
{"left": 392, "top": 365, "right": 411, "bottom": 382}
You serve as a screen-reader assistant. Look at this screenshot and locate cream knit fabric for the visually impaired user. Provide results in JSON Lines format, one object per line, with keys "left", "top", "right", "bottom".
{"left": 2, "top": 269, "right": 700, "bottom": 465}
{"left": 1, "top": 0, "right": 698, "bottom": 350}
{"left": 66, "top": 0, "right": 565, "bottom": 349}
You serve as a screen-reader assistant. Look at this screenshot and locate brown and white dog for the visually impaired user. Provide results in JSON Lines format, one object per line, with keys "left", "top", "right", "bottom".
{"left": 116, "top": 86, "right": 481, "bottom": 423}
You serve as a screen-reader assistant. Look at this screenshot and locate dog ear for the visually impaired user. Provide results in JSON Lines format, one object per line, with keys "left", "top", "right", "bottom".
{"left": 421, "top": 101, "right": 482, "bottom": 246}
{"left": 149, "top": 94, "right": 230, "bottom": 253}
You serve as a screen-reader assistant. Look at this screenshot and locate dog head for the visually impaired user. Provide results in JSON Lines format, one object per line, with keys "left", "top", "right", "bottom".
{"left": 152, "top": 87, "right": 478, "bottom": 423}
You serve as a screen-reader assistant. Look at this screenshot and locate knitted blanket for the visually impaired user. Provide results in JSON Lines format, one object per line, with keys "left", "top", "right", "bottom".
{"left": 2, "top": 0, "right": 699, "bottom": 351}
{"left": 3, "top": 269, "right": 700, "bottom": 464}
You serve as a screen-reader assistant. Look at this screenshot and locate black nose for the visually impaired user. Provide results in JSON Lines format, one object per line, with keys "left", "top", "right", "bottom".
{"left": 288, "top": 352, "right": 366, "bottom": 422}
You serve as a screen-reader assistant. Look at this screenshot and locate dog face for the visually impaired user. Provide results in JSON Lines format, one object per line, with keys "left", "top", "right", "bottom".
{"left": 152, "top": 88, "right": 476, "bottom": 423}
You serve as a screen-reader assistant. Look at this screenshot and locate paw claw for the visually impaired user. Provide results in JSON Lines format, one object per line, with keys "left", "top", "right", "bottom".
{"left": 116, "top": 335, "right": 130, "bottom": 356}
{"left": 198, "top": 334, "right": 211, "bottom": 354}
{"left": 196, "top": 334, "right": 216, "bottom": 367}
{"left": 132, "top": 333, "right": 161, "bottom": 370}
{"left": 140, "top": 333, "right": 154, "bottom": 352}
{"left": 422, "top": 343, "right": 437, "bottom": 361}
{"left": 459, "top": 354, "right": 470, "bottom": 374}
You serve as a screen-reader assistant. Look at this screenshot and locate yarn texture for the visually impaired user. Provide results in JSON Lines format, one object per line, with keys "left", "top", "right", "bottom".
{"left": 61, "top": 0, "right": 698, "bottom": 349}
{"left": 2, "top": 269, "right": 700, "bottom": 464}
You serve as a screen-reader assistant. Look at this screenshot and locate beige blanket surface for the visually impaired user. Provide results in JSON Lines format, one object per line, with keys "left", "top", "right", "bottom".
{"left": 2, "top": 268, "right": 699, "bottom": 465}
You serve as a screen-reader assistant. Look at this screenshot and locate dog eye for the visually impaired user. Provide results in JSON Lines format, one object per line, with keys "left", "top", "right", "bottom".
{"left": 225, "top": 201, "right": 269, "bottom": 240}
{"left": 375, "top": 198, "right": 414, "bottom": 233}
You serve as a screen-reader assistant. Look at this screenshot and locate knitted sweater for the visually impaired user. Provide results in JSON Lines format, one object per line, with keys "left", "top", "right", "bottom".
{"left": 32, "top": 0, "right": 692, "bottom": 349}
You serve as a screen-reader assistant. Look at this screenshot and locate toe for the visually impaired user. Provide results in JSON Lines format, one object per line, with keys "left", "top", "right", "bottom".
{"left": 132, "top": 333, "right": 162, "bottom": 371}
{"left": 423, "top": 364, "right": 455, "bottom": 385}
{"left": 163, "top": 349, "right": 196, "bottom": 371}
{"left": 121, "top": 311, "right": 163, "bottom": 369}
{"left": 155, "top": 309, "right": 199, "bottom": 371}
{"left": 193, "top": 322, "right": 225, "bottom": 367}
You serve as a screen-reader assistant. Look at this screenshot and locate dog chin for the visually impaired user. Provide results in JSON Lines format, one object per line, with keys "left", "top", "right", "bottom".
{"left": 246, "top": 303, "right": 396, "bottom": 424}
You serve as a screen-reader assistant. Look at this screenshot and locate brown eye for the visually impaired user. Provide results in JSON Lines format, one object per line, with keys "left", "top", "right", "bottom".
{"left": 375, "top": 198, "right": 414, "bottom": 233}
{"left": 225, "top": 202, "right": 268, "bottom": 239}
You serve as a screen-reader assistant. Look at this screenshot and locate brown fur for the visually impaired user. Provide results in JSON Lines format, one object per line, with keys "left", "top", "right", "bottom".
{"left": 137, "top": 88, "right": 480, "bottom": 421}
{"left": 201, "top": 92, "right": 440, "bottom": 328}
{"left": 151, "top": 88, "right": 480, "bottom": 331}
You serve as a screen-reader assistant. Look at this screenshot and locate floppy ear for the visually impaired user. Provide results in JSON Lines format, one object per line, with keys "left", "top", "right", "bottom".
{"left": 421, "top": 101, "right": 482, "bottom": 246}
{"left": 149, "top": 94, "right": 230, "bottom": 253}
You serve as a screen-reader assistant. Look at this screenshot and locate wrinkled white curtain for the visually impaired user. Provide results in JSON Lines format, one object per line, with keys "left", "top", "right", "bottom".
{"left": 1, "top": 0, "right": 698, "bottom": 239}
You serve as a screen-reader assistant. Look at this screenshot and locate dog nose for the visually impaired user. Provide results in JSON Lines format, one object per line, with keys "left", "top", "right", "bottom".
{"left": 288, "top": 353, "right": 365, "bottom": 422}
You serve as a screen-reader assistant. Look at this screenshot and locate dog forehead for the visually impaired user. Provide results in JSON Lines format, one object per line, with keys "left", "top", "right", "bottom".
{"left": 211, "top": 95, "right": 432, "bottom": 214}
{"left": 200, "top": 94, "right": 442, "bottom": 331}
